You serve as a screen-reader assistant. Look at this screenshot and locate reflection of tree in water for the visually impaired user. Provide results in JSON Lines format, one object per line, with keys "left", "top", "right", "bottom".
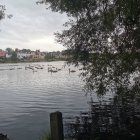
{"left": 64, "top": 93, "right": 140, "bottom": 140}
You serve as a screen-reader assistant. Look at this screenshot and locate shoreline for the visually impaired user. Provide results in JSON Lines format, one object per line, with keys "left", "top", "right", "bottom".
{"left": 0, "top": 59, "right": 67, "bottom": 64}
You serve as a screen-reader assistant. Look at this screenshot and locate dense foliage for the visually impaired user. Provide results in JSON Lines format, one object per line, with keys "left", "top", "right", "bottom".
{"left": 38, "top": 0, "right": 140, "bottom": 95}
{"left": 11, "top": 52, "right": 18, "bottom": 62}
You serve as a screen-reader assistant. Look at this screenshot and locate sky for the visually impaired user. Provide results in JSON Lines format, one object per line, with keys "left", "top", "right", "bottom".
{"left": 0, "top": 0, "right": 68, "bottom": 52}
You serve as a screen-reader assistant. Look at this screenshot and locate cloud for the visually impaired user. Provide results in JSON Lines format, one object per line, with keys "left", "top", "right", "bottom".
{"left": 0, "top": 0, "right": 68, "bottom": 51}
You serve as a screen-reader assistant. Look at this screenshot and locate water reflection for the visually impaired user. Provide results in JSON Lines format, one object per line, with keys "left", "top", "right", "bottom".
{"left": 0, "top": 62, "right": 90, "bottom": 140}
{"left": 65, "top": 93, "right": 140, "bottom": 140}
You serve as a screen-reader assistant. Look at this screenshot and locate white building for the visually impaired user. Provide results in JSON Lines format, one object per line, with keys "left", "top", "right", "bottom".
{"left": 6, "top": 53, "right": 12, "bottom": 58}
{"left": 17, "top": 52, "right": 31, "bottom": 59}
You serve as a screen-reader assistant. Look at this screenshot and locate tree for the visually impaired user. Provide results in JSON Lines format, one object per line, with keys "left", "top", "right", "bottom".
{"left": 0, "top": 3, "right": 12, "bottom": 22}
{"left": 11, "top": 51, "right": 17, "bottom": 62}
{"left": 21, "top": 49, "right": 31, "bottom": 53}
{"left": 38, "top": 0, "right": 140, "bottom": 95}
{"left": 0, "top": 4, "right": 5, "bottom": 20}
{"left": 6, "top": 48, "right": 13, "bottom": 55}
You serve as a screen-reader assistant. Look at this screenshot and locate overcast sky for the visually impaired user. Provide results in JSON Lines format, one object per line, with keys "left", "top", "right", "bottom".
{"left": 0, "top": 0, "right": 68, "bottom": 52}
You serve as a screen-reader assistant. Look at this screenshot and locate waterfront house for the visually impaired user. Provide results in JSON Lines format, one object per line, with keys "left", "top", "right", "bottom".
{"left": 17, "top": 52, "right": 30, "bottom": 60}
{"left": 6, "top": 53, "right": 12, "bottom": 59}
{"left": 0, "top": 50, "right": 6, "bottom": 58}
{"left": 29, "top": 50, "right": 45, "bottom": 61}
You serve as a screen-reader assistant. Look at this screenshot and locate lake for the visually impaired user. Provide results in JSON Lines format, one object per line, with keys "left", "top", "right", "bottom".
{"left": 0, "top": 61, "right": 93, "bottom": 140}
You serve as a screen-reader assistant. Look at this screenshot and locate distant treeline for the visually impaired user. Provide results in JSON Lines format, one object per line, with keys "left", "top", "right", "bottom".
{"left": 0, "top": 48, "right": 69, "bottom": 63}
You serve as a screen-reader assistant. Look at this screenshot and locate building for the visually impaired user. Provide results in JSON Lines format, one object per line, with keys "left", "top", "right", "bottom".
{"left": 6, "top": 53, "right": 12, "bottom": 58}
{"left": 17, "top": 52, "right": 31, "bottom": 60}
{"left": 29, "top": 50, "right": 45, "bottom": 60}
{"left": 0, "top": 50, "right": 6, "bottom": 58}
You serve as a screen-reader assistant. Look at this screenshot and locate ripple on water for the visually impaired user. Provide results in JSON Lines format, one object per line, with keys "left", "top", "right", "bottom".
{"left": 0, "top": 62, "right": 92, "bottom": 140}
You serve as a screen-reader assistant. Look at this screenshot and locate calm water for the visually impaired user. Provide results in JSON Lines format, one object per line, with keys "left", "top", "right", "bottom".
{"left": 0, "top": 61, "right": 92, "bottom": 140}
